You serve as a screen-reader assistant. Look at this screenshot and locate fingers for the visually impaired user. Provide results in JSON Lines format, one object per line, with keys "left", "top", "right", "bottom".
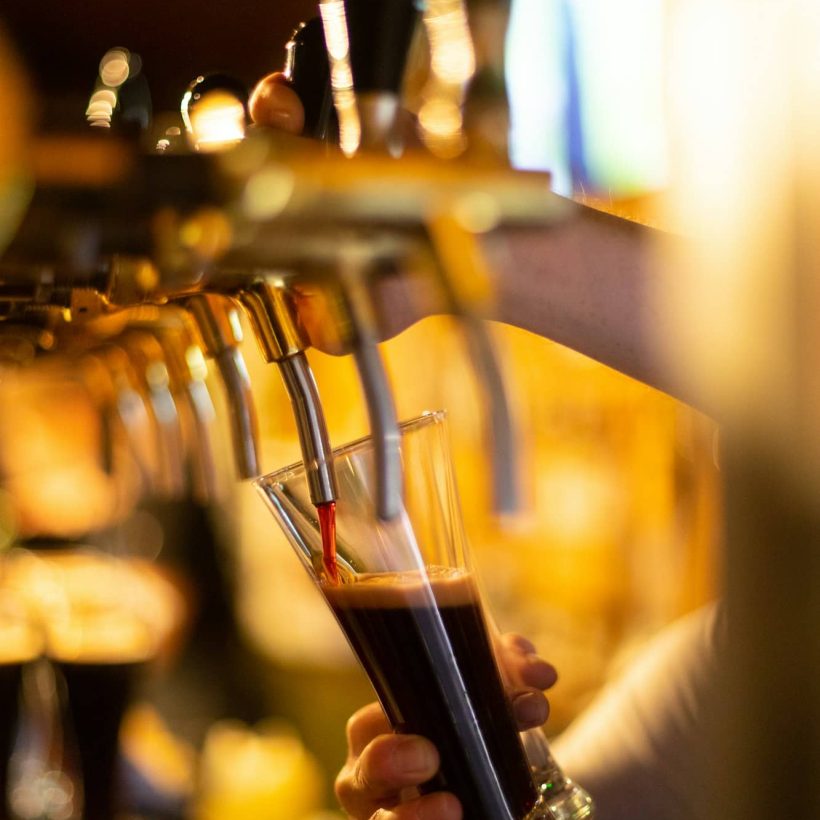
{"left": 495, "top": 633, "right": 555, "bottom": 731}
{"left": 337, "top": 733, "right": 440, "bottom": 817}
{"left": 346, "top": 702, "right": 392, "bottom": 757}
{"left": 371, "top": 792, "right": 463, "bottom": 820}
{"left": 248, "top": 71, "right": 305, "bottom": 134}
{"left": 510, "top": 687, "right": 550, "bottom": 730}
{"left": 337, "top": 704, "right": 443, "bottom": 820}
{"left": 498, "top": 632, "right": 558, "bottom": 691}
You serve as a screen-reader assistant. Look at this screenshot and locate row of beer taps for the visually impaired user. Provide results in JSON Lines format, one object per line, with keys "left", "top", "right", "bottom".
{"left": 0, "top": 0, "right": 566, "bottom": 523}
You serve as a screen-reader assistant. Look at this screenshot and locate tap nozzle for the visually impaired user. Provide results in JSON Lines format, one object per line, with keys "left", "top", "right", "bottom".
{"left": 119, "top": 329, "right": 188, "bottom": 499}
{"left": 186, "top": 293, "right": 260, "bottom": 480}
{"left": 90, "top": 343, "right": 165, "bottom": 496}
{"left": 336, "top": 245, "right": 402, "bottom": 521}
{"left": 147, "top": 315, "right": 220, "bottom": 504}
{"left": 238, "top": 277, "right": 337, "bottom": 506}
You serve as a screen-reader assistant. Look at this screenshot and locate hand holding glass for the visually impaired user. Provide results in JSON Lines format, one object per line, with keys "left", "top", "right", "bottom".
{"left": 256, "top": 411, "right": 593, "bottom": 819}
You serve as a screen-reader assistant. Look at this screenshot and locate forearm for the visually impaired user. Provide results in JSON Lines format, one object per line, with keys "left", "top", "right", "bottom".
{"left": 486, "top": 198, "right": 703, "bottom": 412}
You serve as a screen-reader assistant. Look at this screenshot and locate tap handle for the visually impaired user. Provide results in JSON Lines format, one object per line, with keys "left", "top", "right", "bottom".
{"left": 284, "top": 19, "right": 338, "bottom": 141}
{"left": 78, "top": 354, "right": 129, "bottom": 479}
{"left": 462, "top": 0, "right": 512, "bottom": 159}
{"left": 318, "top": 0, "right": 421, "bottom": 149}
{"left": 323, "top": 0, "right": 419, "bottom": 95}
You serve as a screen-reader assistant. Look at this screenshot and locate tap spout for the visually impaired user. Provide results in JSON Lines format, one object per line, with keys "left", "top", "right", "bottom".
{"left": 277, "top": 352, "right": 337, "bottom": 507}
{"left": 238, "top": 277, "right": 337, "bottom": 505}
{"left": 187, "top": 293, "right": 261, "bottom": 479}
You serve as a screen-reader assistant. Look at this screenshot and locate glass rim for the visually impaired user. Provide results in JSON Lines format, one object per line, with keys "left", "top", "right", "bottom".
{"left": 254, "top": 409, "right": 448, "bottom": 488}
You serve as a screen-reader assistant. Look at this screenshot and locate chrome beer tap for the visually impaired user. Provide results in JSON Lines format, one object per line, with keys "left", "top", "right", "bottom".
{"left": 298, "top": 0, "right": 522, "bottom": 515}
{"left": 78, "top": 345, "right": 157, "bottom": 489}
{"left": 0, "top": 0, "right": 572, "bottom": 523}
{"left": 117, "top": 328, "right": 188, "bottom": 499}
{"left": 185, "top": 294, "right": 259, "bottom": 481}
{"left": 236, "top": 276, "right": 337, "bottom": 509}
{"left": 131, "top": 310, "right": 221, "bottom": 504}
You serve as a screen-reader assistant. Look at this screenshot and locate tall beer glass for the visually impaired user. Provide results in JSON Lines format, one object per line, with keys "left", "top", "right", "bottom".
{"left": 255, "top": 411, "right": 593, "bottom": 819}
{"left": 0, "top": 595, "right": 40, "bottom": 820}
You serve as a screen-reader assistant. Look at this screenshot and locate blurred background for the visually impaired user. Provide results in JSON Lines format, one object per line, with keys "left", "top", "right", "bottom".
{"left": 0, "top": 0, "right": 724, "bottom": 817}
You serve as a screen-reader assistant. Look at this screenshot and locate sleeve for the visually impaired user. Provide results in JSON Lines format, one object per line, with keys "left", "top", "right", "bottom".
{"left": 551, "top": 602, "right": 726, "bottom": 820}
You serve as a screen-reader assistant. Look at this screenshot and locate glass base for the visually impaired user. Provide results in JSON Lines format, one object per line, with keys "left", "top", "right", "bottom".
{"left": 528, "top": 776, "right": 595, "bottom": 819}
{"left": 521, "top": 729, "right": 595, "bottom": 819}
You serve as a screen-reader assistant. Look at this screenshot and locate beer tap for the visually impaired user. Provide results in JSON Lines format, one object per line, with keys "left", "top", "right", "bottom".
{"left": 300, "top": 0, "right": 424, "bottom": 519}
{"left": 78, "top": 347, "right": 154, "bottom": 488}
{"left": 305, "top": 0, "right": 521, "bottom": 515}
{"left": 0, "top": 0, "right": 571, "bottom": 523}
{"left": 186, "top": 293, "right": 260, "bottom": 481}
{"left": 171, "top": 71, "right": 340, "bottom": 510}
{"left": 418, "top": 0, "right": 521, "bottom": 514}
{"left": 137, "top": 311, "right": 220, "bottom": 504}
{"left": 236, "top": 276, "right": 337, "bottom": 509}
{"left": 117, "top": 329, "right": 188, "bottom": 499}
{"left": 86, "top": 343, "right": 165, "bottom": 495}
{"left": 318, "top": 0, "right": 421, "bottom": 152}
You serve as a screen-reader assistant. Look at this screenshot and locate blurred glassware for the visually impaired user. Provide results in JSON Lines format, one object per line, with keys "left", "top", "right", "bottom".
{"left": 1, "top": 548, "right": 185, "bottom": 820}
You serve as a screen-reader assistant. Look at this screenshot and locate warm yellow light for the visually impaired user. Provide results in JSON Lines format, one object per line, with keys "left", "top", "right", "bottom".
{"left": 660, "top": 1, "right": 815, "bottom": 425}
{"left": 335, "top": 91, "right": 362, "bottom": 157}
{"left": 194, "top": 721, "right": 325, "bottom": 820}
{"left": 419, "top": 0, "right": 475, "bottom": 157}
{"left": 426, "top": 3, "right": 475, "bottom": 85}
{"left": 185, "top": 345, "right": 209, "bottom": 382}
{"left": 99, "top": 48, "right": 130, "bottom": 88}
{"left": 186, "top": 92, "right": 246, "bottom": 152}
{"left": 86, "top": 88, "right": 117, "bottom": 127}
{"left": 419, "top": 97, "right": 462, "bottom": 138}
{"left": 319, "top": 0, "right": 351, "bottom": 62}
{"left": 87, "top": 89, "right": 116, "bottom": 110}
{"left": 242, "top": 166, "right": 295, "bottom": 221}
{"left": 319, "top": 0, "right": 362, "bottom": 155}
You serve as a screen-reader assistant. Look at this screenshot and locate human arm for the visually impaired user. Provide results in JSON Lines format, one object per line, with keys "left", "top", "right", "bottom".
{"left": 250, "top": 74, "right": 705, "bottom": 415}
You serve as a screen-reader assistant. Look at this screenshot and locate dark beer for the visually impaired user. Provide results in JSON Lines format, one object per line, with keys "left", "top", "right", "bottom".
{"left": 0, "top": 620, "right": 39, "bottom": 820}
{"left": 55, "top": 658, "right": 143, "bottom": 820}
{"left": 49, "top": 605, "right": 154, "bottom": 820}
{"left": 0, "top": 662, "right": 24, "bottom": 820}
{"left": 325, "top": 569, "right": 538, "bottom": 820}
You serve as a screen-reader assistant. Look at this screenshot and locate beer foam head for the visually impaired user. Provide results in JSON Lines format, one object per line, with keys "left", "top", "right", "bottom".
{"left": 323, "top": 566, "right": 479, "bottom": 609}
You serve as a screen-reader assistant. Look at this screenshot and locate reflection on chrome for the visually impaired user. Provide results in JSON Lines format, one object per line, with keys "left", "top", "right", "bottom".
{"left": 420, "top": 0, "right": 475, "bottom": 157}
{"left": 181, "top": 75, "right": 248, "bottom": 152}
{"left": 319, "top": 0, "right": 362, "bottom": 156}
